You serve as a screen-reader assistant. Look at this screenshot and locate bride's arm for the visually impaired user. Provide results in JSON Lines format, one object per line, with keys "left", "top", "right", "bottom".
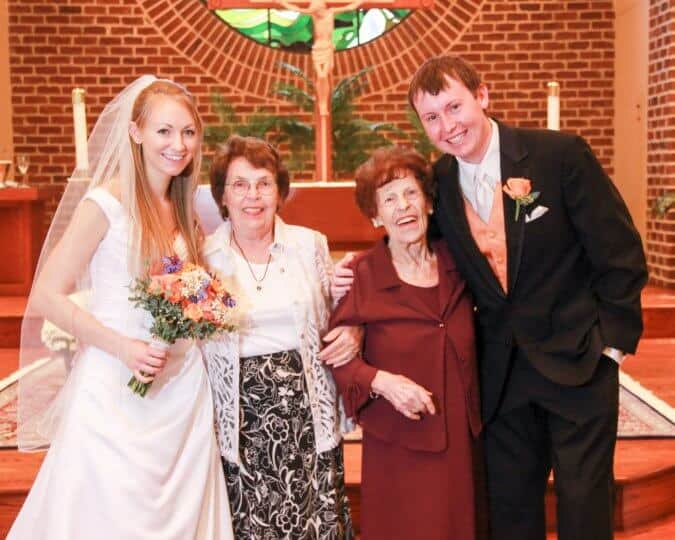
{"left": 32, "top": 200, "right": 166, "bottom": 382}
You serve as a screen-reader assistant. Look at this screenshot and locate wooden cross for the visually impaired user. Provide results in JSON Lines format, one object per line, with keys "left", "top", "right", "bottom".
{"left": 209, "top": 0, "right": 434, "bottom": 182}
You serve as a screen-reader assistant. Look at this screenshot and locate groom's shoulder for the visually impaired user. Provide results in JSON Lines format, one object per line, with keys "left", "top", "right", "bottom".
{"left": 504, "top": 123, "right": 581, "bottom": 153}
{"left": 432, "top": 152, "right": 455, "bottom": 177}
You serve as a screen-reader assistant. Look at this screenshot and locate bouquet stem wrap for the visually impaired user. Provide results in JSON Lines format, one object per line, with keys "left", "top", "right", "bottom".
{"left": 127, "top": 337, "right": 171, "bottom": 397}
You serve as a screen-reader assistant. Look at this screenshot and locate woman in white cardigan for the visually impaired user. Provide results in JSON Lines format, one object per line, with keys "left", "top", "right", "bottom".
{"left": 202, "top": 135, "right": 356, "bottom": 540}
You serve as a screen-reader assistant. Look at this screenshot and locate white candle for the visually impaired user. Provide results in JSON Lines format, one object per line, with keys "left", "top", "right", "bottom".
{"left": 547, "top": 81, "right": 560, "bottom": 131}
{"left": 72, "top": 88, "right": 89, "bottom": 172}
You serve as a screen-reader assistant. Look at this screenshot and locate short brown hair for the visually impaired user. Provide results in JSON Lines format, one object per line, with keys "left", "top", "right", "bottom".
{"left": 210, "top": 135, "right": 290, "bottom": 219}
{"left": 354, "top": 146, "right": 434, "bottom": 219}
{"left": 408, "top": 55, "right": 482, "bottom": 113}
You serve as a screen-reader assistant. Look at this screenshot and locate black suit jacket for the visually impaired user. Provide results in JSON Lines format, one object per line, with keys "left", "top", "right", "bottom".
{"left": 432, "top": 121, "right": 648, "bottom": 422}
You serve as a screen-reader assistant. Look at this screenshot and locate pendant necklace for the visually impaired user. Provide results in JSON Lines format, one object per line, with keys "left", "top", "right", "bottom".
{"left": 231, "top": 232, "right": 272, "bottom": 292}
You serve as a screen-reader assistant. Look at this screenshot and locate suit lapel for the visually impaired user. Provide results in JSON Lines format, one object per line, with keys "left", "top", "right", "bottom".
{"left": 437, "top": 155, "right": 505, "bottom": 298}
{"left": 498, "top": 121, "right": 529, "bottom": 295}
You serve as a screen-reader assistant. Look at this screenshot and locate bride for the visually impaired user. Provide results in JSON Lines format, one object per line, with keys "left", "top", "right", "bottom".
{"left": 8, "top": 76, "right": 233, "bottom": 539}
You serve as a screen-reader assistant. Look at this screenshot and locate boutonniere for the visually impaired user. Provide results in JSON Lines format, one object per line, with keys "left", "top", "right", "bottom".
{"left": 503, "top": 178, "right": 540, "bottom": 222}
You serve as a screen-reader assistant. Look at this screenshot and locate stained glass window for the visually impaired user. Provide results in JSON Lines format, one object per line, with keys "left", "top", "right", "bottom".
{"left": 213, "top": 8, "right": 410, "bottom": 52}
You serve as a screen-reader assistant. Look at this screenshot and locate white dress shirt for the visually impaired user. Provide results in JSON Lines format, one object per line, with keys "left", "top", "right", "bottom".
{"left": 457, "top": 118, "right": 501, "bottom": 224}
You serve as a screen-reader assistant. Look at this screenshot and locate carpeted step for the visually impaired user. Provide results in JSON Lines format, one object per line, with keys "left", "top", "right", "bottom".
{"left": 0, "top": 297, "right": 26, "bottom": 349}
{"left": 642, "top": 286, "right": 675, "bottom": 339}
{"left": 0, "top": 349, "right": 19, "bottom": 381}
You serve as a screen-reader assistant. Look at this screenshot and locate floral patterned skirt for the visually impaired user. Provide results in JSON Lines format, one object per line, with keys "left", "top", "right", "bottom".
{"left": 223, "top": 349, "right": 353, "bottom": 540}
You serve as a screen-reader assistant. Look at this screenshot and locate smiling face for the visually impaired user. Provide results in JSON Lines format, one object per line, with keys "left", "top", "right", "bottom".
{"left": 413, "top": 75, "right": 492, "bottom": 164}
{"left": 222, "top": 156, "right": 279, "bottom": 238}
{"left": 130, "top": 95, "right": 199, "bottom": 183}
{"left": 374, "top": 174, "right": 432, "bottom": 250}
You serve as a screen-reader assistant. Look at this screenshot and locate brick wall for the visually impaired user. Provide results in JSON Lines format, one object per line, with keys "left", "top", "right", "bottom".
{"left": 647, "top": 0, "right": 675, "bottom": 288}
{"left": 8, "top": 0, "right": 616, "bottom": 185}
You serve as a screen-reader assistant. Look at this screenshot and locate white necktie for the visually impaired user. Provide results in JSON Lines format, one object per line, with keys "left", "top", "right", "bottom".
{"left": 474, "top": 169, "right": 494, "bottom": 223}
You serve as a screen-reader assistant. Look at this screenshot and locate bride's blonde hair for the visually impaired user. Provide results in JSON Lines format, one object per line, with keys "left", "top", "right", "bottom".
{"left": 128, "top": 80, "right": 203, "bottom": 272}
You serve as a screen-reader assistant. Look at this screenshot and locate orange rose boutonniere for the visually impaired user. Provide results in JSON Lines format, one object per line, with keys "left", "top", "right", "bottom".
{"left": 503, "top": 178, "right": 540, "bottom": 221}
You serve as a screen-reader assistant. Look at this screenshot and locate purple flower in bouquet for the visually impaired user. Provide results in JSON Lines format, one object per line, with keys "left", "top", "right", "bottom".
{"left": 162, "top": 255, "right": 183, "bottom": 274}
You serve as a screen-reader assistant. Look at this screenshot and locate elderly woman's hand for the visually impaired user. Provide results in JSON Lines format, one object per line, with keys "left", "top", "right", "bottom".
{"left": 330, "top": 252, "right": 356, "bottom": 303}
{"left": 371, "top": 370, "right": 436, "bottom": 421}
{"left": 319, "top": 325, "right": 364, "bottom": 367}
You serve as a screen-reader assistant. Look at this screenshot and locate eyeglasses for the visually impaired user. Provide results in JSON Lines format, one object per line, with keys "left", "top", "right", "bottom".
{"left": 225, "top": 179, "right": 277, "bottom": 197}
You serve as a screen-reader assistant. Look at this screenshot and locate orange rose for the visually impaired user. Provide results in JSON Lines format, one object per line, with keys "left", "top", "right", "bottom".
{"left": 200, "top": 303, "right": 215, "bottom": 322}
{"left": 211, "top": 278, "right": 226, "bottom": 295}
{"left": 168, "top": 281, "right": 183, "bottom": 303}
{"left": 184, "top": 303, "right": 204, "bottom": 322}
{"left": 503, "top": 177, "right": 532, "bottom": 199}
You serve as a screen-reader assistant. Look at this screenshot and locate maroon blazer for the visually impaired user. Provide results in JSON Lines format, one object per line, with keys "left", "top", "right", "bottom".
{"left": 330, "top": 238, "right": 481, "bottom": 452}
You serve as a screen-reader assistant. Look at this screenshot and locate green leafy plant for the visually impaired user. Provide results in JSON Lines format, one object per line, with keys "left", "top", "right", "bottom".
{"left": 405, "top": 106, "right": 437, "bottom": 162}
{"left": 652, "top": 191, "right": 675, "bottom": 218}
{"left": 203, "top": 93, "right": 276, "bottom": 147}
{"left": 203, "top": 63, "right": 400, "bottom": 177}
{"left": 271, "top": 62, "right": 400, "bottom": 174}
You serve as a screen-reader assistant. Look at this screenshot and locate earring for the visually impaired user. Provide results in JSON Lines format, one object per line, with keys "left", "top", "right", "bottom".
{"left": 428, "top": 208, "right": 434, "bottom": 215}
{"left": 371, "top": 217, "right": 383, "bottom": 228}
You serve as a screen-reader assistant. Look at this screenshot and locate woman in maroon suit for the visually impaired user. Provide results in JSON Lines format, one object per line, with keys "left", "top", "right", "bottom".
{"left": 330, "top": 146, "right": 482, "bottom": 540}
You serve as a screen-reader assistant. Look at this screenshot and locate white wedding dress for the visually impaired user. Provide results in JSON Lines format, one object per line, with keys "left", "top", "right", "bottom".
{"left": 8, "top": 188, "right": 233, "bottom": 539}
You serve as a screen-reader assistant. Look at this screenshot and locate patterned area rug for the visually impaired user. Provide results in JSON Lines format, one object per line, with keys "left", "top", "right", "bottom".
{"left": 2, "top": 369, "right": 674, "bottom": 449}
{"left": 0, "top": 381, "right": 17, "bottom": 448}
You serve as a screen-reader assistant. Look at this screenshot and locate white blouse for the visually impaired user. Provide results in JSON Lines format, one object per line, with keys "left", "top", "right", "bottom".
{"left": 231, "top": 252, "right": 301, "bottom": 357}
{"left": 201, "top": 216, "right": 352, "bottom": 464}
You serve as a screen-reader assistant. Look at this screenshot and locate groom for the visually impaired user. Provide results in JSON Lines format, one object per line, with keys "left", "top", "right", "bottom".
{"left": 408, "top": 56, "right": 648, "bottom": 540}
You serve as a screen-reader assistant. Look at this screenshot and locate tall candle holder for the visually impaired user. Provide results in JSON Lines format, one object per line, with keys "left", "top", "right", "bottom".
{"left": 547, "top": 81, "right": 560, "bottom": 131}
{"left": 72, "top": 88, "right": 89, "bottom": 178}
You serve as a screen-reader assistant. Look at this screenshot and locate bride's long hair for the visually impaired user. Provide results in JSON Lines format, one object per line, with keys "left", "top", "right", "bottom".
{"left": 17, "top": 76, "right": 205, "bottom": 451}
{"left": 128, "top": 81, "right": 203, "bottom": 271}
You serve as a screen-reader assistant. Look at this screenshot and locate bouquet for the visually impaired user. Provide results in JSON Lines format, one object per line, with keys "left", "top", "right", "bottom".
{"left": 128, "top": 255, "right": 238, "bottom": 397}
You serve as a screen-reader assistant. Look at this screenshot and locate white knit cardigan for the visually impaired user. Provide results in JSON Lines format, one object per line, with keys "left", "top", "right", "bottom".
{"left": 201, "top": 216, "right": 350, "bottom": 464}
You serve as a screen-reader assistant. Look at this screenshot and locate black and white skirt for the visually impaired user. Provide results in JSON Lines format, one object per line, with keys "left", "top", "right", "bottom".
{"left": 223, "top": 349, "right": 353, "bottom": 539}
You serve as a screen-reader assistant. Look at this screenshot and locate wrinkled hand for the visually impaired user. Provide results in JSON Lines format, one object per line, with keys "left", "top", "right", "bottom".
{"left": 319, "top": 325, "right": 363, "bottom": 367}
{"left": 331, "top": 252, "right": 356, "bottom": 303}
{"left": 371, "top": 371, "right": 436, "bottom": 421}
{"left": 121, "top": 338, "right": 168, "bottom": 384}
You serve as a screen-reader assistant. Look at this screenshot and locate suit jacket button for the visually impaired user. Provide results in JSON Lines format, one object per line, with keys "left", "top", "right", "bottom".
{"left": 438, "top": 322, "right": 445, "bottom": 328}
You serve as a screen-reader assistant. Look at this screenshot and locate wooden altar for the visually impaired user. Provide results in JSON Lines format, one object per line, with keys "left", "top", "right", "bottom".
{"left": 0, "top": 187, "right": 58, "bottom": 295}
{"left": 195, "top": 182, "right": 383, "bottom": 250}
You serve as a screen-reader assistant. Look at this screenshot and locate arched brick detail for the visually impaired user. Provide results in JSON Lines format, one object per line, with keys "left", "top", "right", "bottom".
{"left": 137, "top": 0, "right": 312, "bottom": 97}
{"left": 137, "top": 0, "right": 484, "bottom": 99}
